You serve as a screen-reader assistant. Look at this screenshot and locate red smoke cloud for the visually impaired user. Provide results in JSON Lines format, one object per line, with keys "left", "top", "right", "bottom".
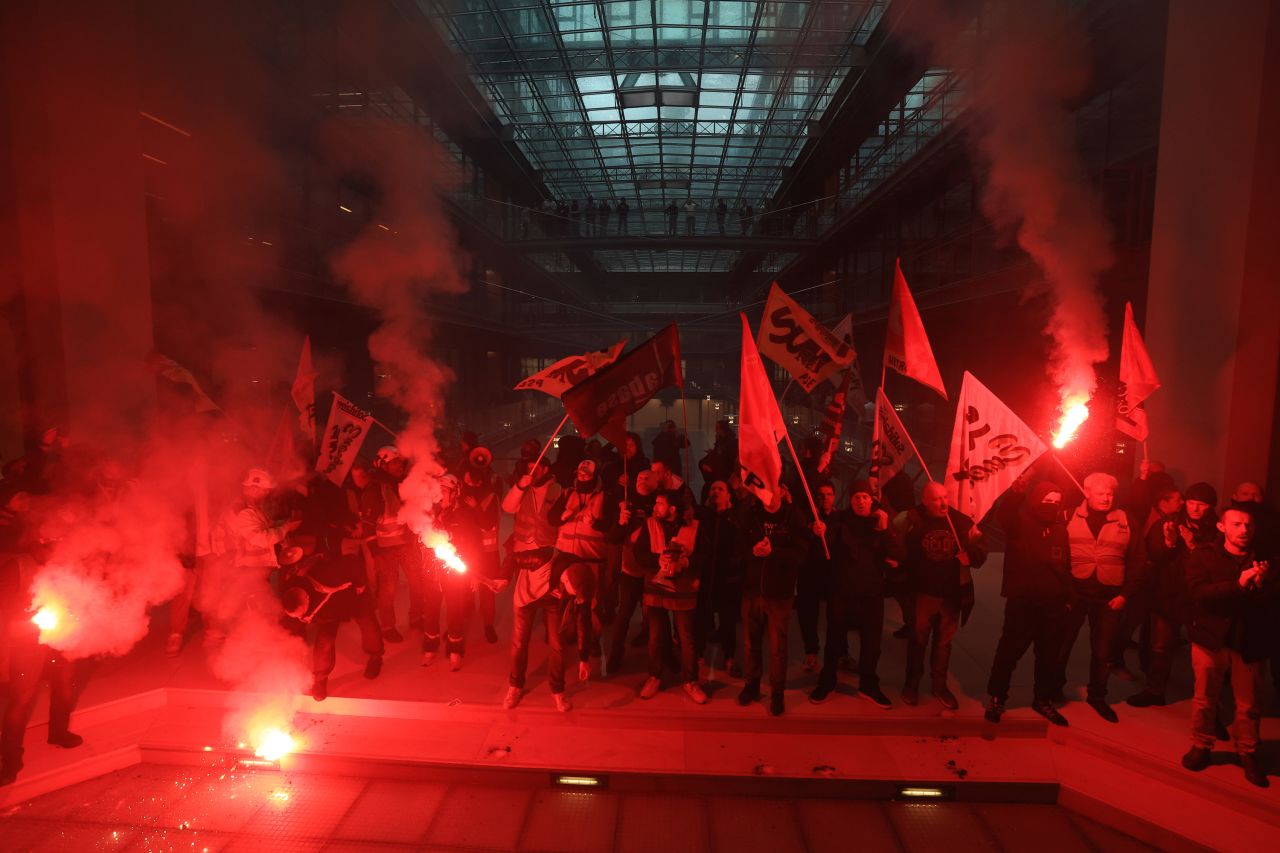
{"left": 323, "top": 118, "right": 469, "bottom": 537}
{"left": 906, "top": 1, "right": 1113, "bottom": 413}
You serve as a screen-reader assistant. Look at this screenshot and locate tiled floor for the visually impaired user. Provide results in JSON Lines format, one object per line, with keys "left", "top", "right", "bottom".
{"left": 0, "top": 762, "right": 1157, "bottom": 853}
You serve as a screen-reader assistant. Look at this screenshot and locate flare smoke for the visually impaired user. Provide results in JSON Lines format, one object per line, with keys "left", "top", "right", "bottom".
{"left": 909, "top": 0, "right": 1113, "bottom": 408}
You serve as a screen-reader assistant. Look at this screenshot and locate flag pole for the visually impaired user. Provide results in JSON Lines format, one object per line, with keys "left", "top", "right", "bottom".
{"left": 1051, "top": 451, "right": 1087, "bottom": 496}
{"left": 371, "top": 417, "right": 401, "bottom": 440}
{"left": 781, "top": 432, "right": 830, "bottom": 559}
{"left": 679, "top": 384, "right": 692, "bottom": 487}
{"left": 531, "top": 412, "right": 571, "bottom": 473}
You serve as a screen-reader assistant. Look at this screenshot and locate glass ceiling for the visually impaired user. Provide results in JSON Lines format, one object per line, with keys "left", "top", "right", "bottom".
{"left": 423, "top": 1, "right": 887, "bottom": 273}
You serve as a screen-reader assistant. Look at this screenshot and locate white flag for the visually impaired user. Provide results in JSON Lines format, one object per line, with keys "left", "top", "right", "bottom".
{"left": 738, "top": 314, "right": 785, "bottom": 505}
{"left": 871, "top": 388, "right": 918, "bottom": 486}
{"left": 757, "top": 283, "right": 854, "bottom": 392}
{"left": 315, "top": 393, "right": 374, "bottom": 485}
{"left": 944, "top": 372, "right": 1048, "bottom": 524}
{"left": 514, "top": 341, "right": 626, "bottom": 398}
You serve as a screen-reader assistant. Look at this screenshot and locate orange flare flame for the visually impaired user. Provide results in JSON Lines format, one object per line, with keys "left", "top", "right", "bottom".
{"left": 1052, "top": 398, "right": 1090, "bottom": 449}
{"left": 251, "top": 727, "right": 296, "bottom": 762}
{"left": 425, "top": 533, "right": 467, "bottom": 574}
{"left": 32, "top": 606, "right": 59, "bottom": 632}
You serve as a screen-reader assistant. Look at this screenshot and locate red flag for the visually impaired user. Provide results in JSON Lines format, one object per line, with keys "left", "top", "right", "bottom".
{"left": 738, "top": 314, "right": 785, "bottom": 505}
{"left": 884, "top": 259, "right": 947, "bottom": 399}
{"left": 871, "top": 388, "right": 921, "bottom": 487}
{"left": 291, "top": 336, "right": 318, "bottom": 443}
{"left": 1116, "top": 302, "right": 1160, "bottom": 441}
{"left": 756, "top": 283, "right": 854, "bottom": 392}
{"left": 514, "top": 340, "right": 626, "bottom": 398}
{"left": 146, "top": 351, "right": 222, "bottom": 415}
{"left": 562, "top": 325, "right": 682, "bottom": 440}
{"left": 816, "top": 371, "right": 852, "bottom": 475}
{"left": 266, "top": 404, "right": 307, "bottom": 484}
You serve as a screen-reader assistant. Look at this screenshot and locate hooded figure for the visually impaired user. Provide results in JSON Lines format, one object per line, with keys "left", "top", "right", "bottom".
{"left": 985, "top": 480, "right": 1072, "bottom": 726}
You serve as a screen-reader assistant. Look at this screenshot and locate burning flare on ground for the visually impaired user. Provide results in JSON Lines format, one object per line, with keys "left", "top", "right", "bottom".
{"left": 1052, "top": 395, "right": 1091, "bottom": 449}
{"left": 425, "top": 533, "right": 467, "bottom": 574}
{"left": 251, "top": 726, "right": 297, "bottom": 762}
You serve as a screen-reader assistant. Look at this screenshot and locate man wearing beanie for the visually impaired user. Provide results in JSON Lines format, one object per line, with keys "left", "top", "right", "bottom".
{"left": 985, "top": 477, "right": 1073, "bottom": 726}
{"left": 809, "top": 480, "right": 902, "bottom": 708}
{"left": 1128, "top": 482, "right": 1220, "bottom": 708}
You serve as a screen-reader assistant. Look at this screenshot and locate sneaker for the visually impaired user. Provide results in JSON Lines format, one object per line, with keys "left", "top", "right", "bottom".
{"left": 484, "top": 624, "right": 499, "bottom": 644}
{"left": 809, "top": 683, "right": 835, "bottom": 704}
{"left": 165, "top": 633, "right": 183, "bottom": 656}
{"left": 363, "top": 655, "right": 383, "bottom": 679}
{"left": 901, "top": 682, "right": 919, "bottom": 706}
{"left": 47, "top": 731, "right": 83, "bottom": 749}
{"left": 683, "top": 682, "right": 708, "bottom": 704}
{"left": 802, "top": 654, "right": 819, "bottom": 673}
{"left": 1111, "top": 665, "right": 1138, "bottom": 683}
{"left": 769, "top": 692, "right": 785, "bottom": 717}
{"left": 1087, "top": 698, "right": 1119, "bottom": 723}
{"left": 382, "top": 627, "right": 404, "bottom": 643}
{"left": 639, "top": 676, "right": 662, "bottom": 699}
{"left": 310, "top": 678, "right": 327, "bottom": 702}
{"left": 857, "top": 686, "right": 893, "bottom": 709}
{"left": 1241, "top": 754, "right": 1269, "bottom": 788}
{"left": 933, "top": 686, "right": 959, "bottom": 711}
{"left": 737, "top": 681, "right": 761, "bottom": 706}
{"left": 553, "top": 692, "right": 572, "bottom": 713}
{"left": 984, "top": 697, "right": 1005, "bottom": 723}
{"left": 1125, "top": 691, "right": 1165, "bottom": 708}
{"left": 579, "top": 661, "right": 591, "bottom": 682}
{"left": 503, "top": 686, "right": 523, "bottom": 710}
{"left": 1031, "top": 700, "right": 1070, "bottom": 727}
{"left": 421, "top": 650, "right": 437, "bottom": 667}
{"left": 1181, "top": 746, "right": 1211, "bottom": 772}
{"left": 449, "top": 652, "right": 463, "bottom": 671}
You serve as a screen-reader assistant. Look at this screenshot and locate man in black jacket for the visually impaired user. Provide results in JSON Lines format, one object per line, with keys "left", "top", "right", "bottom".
{"left": 1181, "top": 507, "right": 1274, "bottom": 788}
{"left": 738, "top": 489, "right": 812, "bottom": 716}
{"left": 984, "top": 480, "right": 1072, "bottom": 726}
{"left": 809, "top": 480, "right": 901, "bottom": 708}
{"left": 1128, "top": 482, "right": 1219, "bottom": 708}
{"left": 896, "top": 482, "right": 987, "bottom": 710}
{"left": 693, "top": 481, "right": 744, "bottom": 677}
{"left": 796, "top": 482, "right": 837, "bottom": 673}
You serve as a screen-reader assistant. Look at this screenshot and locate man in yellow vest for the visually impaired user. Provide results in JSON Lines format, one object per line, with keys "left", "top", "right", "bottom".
{"left": 1057, "top": 472, "right": 1143, "bottom": 723}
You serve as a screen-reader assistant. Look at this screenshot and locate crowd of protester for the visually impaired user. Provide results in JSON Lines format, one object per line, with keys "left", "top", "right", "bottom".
{"left": 1, "top": 424, "right": 1276, "bottom": 789}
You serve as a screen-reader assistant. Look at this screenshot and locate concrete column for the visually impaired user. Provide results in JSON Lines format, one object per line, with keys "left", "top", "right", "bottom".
{"left": 0, "top": 1, "right": 155, "bottom": 455}
{"left": 1145, "top": 0, "right": 1280, "bottom": 494}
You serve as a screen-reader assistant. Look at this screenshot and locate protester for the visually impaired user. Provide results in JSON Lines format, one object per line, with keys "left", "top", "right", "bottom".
{"left": 1057, "top": 472, "right": 1142, "bottom": 723}
{"left": 606, "top": 468, "right": 658, "bottom": 674}
{"left": 651, "top": 421, "right": 690, "bottom": 475}
{"left": 547, "top": 458, "right": 616, "bottom": 679}
{"left": 421, "top": 475, "right": 479, "bottom": 670}
{"left": 1181, "top": 507, "right": 1275, "bottom": 788}
{"left": 367, "top": 451, "right": 422, "bottom": 642}
{"left": 810, "top": 480, "right": 900, "bottom": 708}
{"left": 1, "top": 481, "right": 86, "bottom": 787}
{"left": 796, "top": 481, "right": 837, "bottom": 673}
{"left": 1127, "top": 482, "right": 1218, "bottom": 708}
{"left": 502, "top": 457, "right": 569, "bottom": 711}
{"left": 698, "top": 419, "right": 738, "bottom": 501}
{"left": 985, "top": 479, "right": 1073, "bottom": 726}
{"left": 631, "top": 491, "right": 705, "bottom": 703}
{"left": 282, "top": 537, "right": 384, "bottom": 702}
{"left": 460, "top": 446, "right": 503, "bottom": 644}
{"left": 738, "top": 488, "right": 812, "bottom": 716}
{"left": 896, "top": 481, "right": 987, "bottom": 710}
{"left": 693, "top": 481, "right": 744, "bottom": 678}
